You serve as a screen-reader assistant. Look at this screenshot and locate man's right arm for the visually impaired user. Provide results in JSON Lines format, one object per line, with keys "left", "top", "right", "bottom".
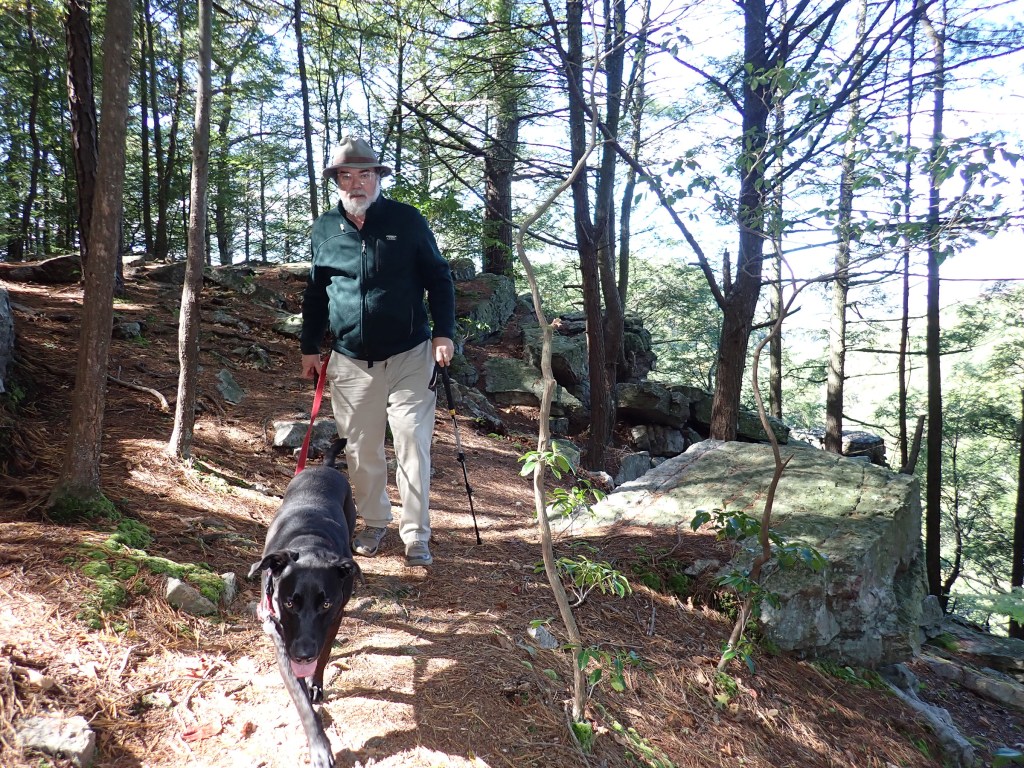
{"left": 300, "top": 255, "right": 331, "bottom": 378}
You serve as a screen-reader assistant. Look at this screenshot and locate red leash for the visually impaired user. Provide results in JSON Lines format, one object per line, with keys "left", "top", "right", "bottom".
{"left": 294, "top": 352, "right": 331, "bottom": 475}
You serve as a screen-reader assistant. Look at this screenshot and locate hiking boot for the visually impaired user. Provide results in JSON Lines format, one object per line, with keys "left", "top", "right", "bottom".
{"left": 353, "top": 526, "right": 388, "bottom": 556}
{"left": 405, "top": 540, "right": 433, "bottom": 567}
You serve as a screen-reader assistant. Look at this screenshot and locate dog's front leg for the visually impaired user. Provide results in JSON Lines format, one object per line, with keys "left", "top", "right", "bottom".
{"left": 270, "top": 632, "right": 334, "bottom": 768}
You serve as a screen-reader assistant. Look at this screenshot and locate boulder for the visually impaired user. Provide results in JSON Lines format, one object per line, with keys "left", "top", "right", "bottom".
{"left": 563, "top": 439, "right": 927, "bottom": 667}
{"left": 0, "top": 254, "right": 82, "bottom": 284}
{"left": 790, "top": 427, "right": 887, "bottom": 465}
{"left": 522, "top": 323, "right": 589, "bottom": 388}
{"left": 614, "top": 452, "right": 652, "bottom": 486}
{"left": 630, "top": 424, "right": 687, "bottom": 457}
{"left": 693, "top": 398, "right": 790, "bottom": 443}
{"left": 454, "top": 273, "right": 516, "bottom": 347}
{"left": 15, "top": 714, "right": 96, "bottom": 767}
{"left": 482, "top": 357, "right": 585, "bottom": 423}
{"left": 616, "top": 381, "right": 692, "bottom": 428}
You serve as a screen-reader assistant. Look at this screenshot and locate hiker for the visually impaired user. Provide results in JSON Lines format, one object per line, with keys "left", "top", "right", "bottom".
{"left": 299, "top": 135, "right": 456, "bottom": 568}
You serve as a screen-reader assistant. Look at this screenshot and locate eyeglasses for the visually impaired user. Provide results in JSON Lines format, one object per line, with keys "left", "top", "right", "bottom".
{"left": 337, "top": 170, "right": 377, "bottom": 185}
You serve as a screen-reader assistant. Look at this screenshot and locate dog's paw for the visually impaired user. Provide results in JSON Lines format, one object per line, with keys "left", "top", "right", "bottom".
{"left": 309, "top": 745, "right": 334, "bottom": 768}
{"left": 308, "top": 683, "right": 324, "bottom": 704}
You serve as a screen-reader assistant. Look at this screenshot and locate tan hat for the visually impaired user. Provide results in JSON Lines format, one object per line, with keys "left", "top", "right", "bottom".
{"left": 322, "top": 136, "right": 393, "bottom": 181}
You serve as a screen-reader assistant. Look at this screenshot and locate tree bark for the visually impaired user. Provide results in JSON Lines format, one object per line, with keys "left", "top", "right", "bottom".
{"left": 138, "top": 0, "right": 153, "bottom": 260}
{"left": 922, "top": 7, "right": 946, "bottom": 603}
{"left": 710, "top": 0, "right": 770, "bottom": 442}
{"left": 825, "top": 0, "right": 866, "bottom": 454}
{"left": 19, "top": 0, "right": 44, "bottom": 262}
{"left": 66, "top": 0, "right": 98, "bottom": 269}
{"left": 293, "top": 0, "right": 318, "bottom": 222}
{"left": 1011, "top": 389, "right": 1024, "bottom": 639}
{"left": 50, "top": 0, "right": 133, "bottom": 503}
{"left": 168, "top": 0, "right": 212, "bottom": 459}
{"left": 481, "top": 0, "right": 519, "bottom": 278}
{"left": 153, "top": 14, "right": 185, "bottom": 262}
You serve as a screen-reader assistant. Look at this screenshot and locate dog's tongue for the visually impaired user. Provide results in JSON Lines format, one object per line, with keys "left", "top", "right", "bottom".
{"left": 291, "top": 660, "right": 317, "bottom": 679}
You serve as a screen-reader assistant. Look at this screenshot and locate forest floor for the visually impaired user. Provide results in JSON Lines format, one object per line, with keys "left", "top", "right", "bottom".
{"left": 1, "top": 265, "right": 1022, "bottom": 768}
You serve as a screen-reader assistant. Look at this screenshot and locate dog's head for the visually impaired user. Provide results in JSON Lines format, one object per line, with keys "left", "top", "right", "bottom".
{"left": 249, "top": 550, "right": 360, "bottom": 677}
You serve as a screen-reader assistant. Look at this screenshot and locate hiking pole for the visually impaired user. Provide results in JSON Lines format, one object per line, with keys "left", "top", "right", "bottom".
{"left": 438, "top": 364, "right": 482, "bottom": 544}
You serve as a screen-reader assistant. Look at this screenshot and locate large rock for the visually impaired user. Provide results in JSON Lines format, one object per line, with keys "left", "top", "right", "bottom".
{"left": 454, "top": 273, "right": 516, "bottom": 347}
{"left": 522, "top": 323, "right": 589, "bottom": 388}
{"left": 693, "top": 397, "right": 790, "bottom": 443}
{"left": 482, "top": 357, "right": 585, "bottom": 423}
{"left": 0, "top": 254, "right": 82, "bottom": 283}
{"left": 564, "top": 440, "right": 926, "bottom": 667}
{"left": 791, "top": 427, "right": 887, "bottom": 465}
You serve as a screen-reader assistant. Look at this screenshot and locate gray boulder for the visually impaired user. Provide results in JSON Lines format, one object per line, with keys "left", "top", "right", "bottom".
{"left": 273, "top": 417, "right": 338, "bottom": 457}
{"left": 15, "top": 714, "right": 96, "bottom": 767}
{"left": 616, "top": 381, "right": 691, "bottom": 428}
{"left": 564, "top": 439, "right": 926, "bottom": 667}
{"left": 790, "top": 427, "right": 887, "bottom": 465}
{"left": 522, "top": 323, "right": 589, "bottom": 389}
{"left": 614, "top": 452, "right": 652, "bottom": 486}
{"left": 454, "top": 273, "right": 516, "bottom": 347}
{"left": 630, "top": 424, "right": 687, "bottom": 457}
{"left": 482, "top": 357, "right": 585, "bottom": 422}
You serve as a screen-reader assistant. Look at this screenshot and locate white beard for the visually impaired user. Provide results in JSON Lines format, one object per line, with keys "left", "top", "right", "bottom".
{"left": 340, "top": 181, "right": 380, "bottom": 218}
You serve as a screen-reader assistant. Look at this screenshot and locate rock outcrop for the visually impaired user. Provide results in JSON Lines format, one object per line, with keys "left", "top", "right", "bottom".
{"left": 562, "top": 439, "right": 927, "bottom": 667}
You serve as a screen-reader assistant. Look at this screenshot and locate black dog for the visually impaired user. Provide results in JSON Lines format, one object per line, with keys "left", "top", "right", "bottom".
{"left": 249, "top": 438, "right": 360, "bottom": 768}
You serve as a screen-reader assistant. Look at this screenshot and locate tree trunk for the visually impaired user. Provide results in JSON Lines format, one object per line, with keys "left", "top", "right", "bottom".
{"left": 293, "top": 0, "right": 318, "bottom": 222}
{"left": 213, "top": 66, "right": 235, "bottom": 266}
{"left": 66, "top": 0, "right": 98, "bottom": 269}
{"left": 481, "top": 0, "right": 519, "bottom": 278}
{"left": 20, "top": 0, "right": 44, "bottom": 261}
{"left": 1011, "top": 389, "right": 1024, "bottom": 639}
{"left": 897, "top": 0, "right": 920, "bottom": 469}
{"left": 50, "top": 0, "right": 133, "bottom": 504}
{"left": 922, "top": 8, "right": 946, "bottom": 603}
{"left": 168, "top": 0, "right": 212, "bottom": 459}
{"left": 825, "top": 0, "right": 866, "bottom": 454}
{"left": 564, "top": 0, "right": 613, "bottom": 469}
{"left": 138, "top": 0, "right": 153, "bottom": 260}
{"left": 154, "top": 15, "right": 185, "bottom": 262}
{"left": 710, "top": 0, "right": 770, "bottom": 442}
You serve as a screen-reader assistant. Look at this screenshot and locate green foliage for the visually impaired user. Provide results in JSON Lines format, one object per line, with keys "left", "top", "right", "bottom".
{"left": 811, "top": 660, "right": 885, "bottom": 689}
{"left": 571, "top": 720, "right": 595, "bottom": 752}
{"left": 629, "top": 549, "right": 693, "bottom": 599}
{"left": 594, "top": 701, "right": 677, "bottom": 768}
{"left": 691, "top": 507, "right": 827, "bottom": 573}
{"left": 541, "top": 547, "right": 632, "bottom": 604}
{"left": 72, "top": 517, "right": 224, "bottom": 629}
{"left": 47, "top": 492, "right": 121, "bottom": 525}
{"left": 712, "top": 670, "right": 740, "bottom": 706}
{"left": 576, "top": 646, "right": 649, "bottom": 694}
{"left": 692, "top": 506, "right": 826, "bottom": 670}
{"left": 520, "top": 448, "right": 573, "bottom": 479}
{"left": 993, "top": 747, "right": 1024, "bottom": 767}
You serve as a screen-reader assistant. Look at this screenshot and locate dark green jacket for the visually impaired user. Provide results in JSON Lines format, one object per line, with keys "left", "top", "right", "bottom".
{"left": 301, "top": 196, "right": 455, "bottom": 361}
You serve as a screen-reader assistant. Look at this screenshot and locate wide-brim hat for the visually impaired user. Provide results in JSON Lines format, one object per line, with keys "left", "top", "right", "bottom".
{"left": 322, "top": 136, "right": 393, "bottom": 180}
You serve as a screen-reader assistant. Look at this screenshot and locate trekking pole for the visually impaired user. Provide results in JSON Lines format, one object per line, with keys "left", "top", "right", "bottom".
{"left": 438, "top": 364, "right": 482, "bottom": 544}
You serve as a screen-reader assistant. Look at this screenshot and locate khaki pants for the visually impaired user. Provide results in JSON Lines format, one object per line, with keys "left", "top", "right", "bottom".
{"left": 326, "top": 340, "right": 435, "bottom": 545}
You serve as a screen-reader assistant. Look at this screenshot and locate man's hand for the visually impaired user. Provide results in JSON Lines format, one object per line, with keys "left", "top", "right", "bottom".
{"left": 432, "top": 337, "right": 455, "bottom": 367}
{"left": 301, "top": 353, "right": 322, "bottom": 379}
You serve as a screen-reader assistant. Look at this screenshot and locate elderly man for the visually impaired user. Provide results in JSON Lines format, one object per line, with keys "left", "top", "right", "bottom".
{"left": 300, "top": 136, "right": 455, "bottom": 568}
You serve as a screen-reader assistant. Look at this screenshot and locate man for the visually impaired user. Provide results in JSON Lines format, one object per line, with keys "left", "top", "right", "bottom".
{"left": 300, "top": 135, "right": 455, "bottom": 568}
